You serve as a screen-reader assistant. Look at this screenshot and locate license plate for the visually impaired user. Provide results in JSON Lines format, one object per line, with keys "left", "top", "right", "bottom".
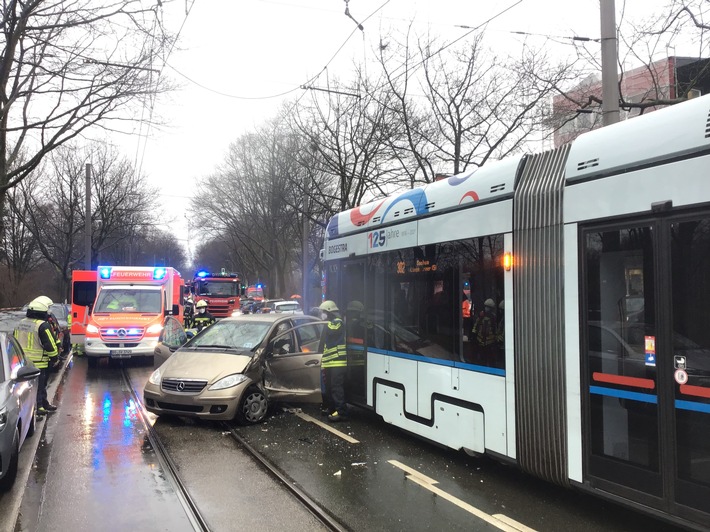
{"left": 110, "top": 350, "right": 132, "bottom": 358}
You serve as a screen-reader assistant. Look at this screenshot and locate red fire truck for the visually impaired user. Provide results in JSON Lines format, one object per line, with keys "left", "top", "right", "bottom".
{"left": 192, "top": 270, "right": 245, "bottom": 317}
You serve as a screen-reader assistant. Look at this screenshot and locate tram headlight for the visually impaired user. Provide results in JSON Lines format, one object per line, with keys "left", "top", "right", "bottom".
{"left": 209, "top": 374, "right": 247, "bottom": 390}
{"left": 148, "top": 368, "right": 161, "bottom": 386}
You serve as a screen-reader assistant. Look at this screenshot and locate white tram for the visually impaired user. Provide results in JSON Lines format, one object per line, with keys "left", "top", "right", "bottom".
{"left": 322, "top": 95, "right": 710, "bottom": 529}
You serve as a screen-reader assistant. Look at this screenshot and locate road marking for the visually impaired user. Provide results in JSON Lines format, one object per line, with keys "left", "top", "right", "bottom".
{"left": 294, "top": 412, "right": 360, "bottom": 444}
{"left": 389, "top": 460, "right": 536, "bottom": 532}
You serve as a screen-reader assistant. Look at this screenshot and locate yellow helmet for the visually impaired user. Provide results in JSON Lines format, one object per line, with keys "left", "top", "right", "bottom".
{"left": 28, "top": 296, "right": 50, "bottom": 313}
{"left": 196, "top": 300, "right": 208, "bottom": 309}
{"left": 319, "top": 300, "right": 339, "bottom": 313}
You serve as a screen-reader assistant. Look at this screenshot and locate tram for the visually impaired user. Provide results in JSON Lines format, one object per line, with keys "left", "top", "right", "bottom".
{"left": 321, "top": 94, "right": 710, "bottom": 529}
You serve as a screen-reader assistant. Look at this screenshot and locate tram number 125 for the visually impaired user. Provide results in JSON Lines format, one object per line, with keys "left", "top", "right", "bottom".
{"left": 368, "top": 230, "right": 386, "bottom": 249}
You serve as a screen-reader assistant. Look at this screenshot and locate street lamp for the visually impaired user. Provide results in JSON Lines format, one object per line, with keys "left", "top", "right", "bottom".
{"left": 85, "top": 163, "right": 92, "bottom": 269}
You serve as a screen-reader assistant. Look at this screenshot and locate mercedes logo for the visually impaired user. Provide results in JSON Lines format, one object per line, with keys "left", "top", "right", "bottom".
{"left": 177, "top": 381, "right": 185, "bottom": 391}
{"left": 117, "top": 328, "right": 127, "bottom": 338}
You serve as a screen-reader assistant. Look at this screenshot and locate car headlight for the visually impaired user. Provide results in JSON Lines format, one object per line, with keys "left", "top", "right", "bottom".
{"left": 146, "top": 324, "right": 164, "bottom": 334}
{"left": 0, "top": 408, "right": 7, "bottom": 432}
{"left": 87, "top": 324, "right": 99, "bottom": 333}
{"left": 209, "top": 374, "right": 248, "bottom": 391}
{"left": 148, "top": 368, "right": 161, "bottom": 385}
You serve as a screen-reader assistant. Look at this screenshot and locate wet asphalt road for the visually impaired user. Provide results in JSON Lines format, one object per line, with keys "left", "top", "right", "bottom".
{"left": 1, "top": 350, "right": 687, "bottom": 532}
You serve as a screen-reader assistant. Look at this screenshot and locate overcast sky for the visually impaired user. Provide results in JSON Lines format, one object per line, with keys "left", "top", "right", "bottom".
{"left": 131, "top": 0, "right": 667, "bottom": 249}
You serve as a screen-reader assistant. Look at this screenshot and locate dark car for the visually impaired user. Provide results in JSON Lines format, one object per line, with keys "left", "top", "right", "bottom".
{"left": 145, "top": 313, "right": 325, "bottom": 424}
{"left": 0, "top": 332, "right": 40, "bottom": 491}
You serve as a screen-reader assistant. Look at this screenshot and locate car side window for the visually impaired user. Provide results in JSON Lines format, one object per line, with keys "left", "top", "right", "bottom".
{"left": 294, "top": 324, "right": 322, "bottom": 353}
{"left": 162, "top": 317, "right": 186, "bottom": 349}
{"left": 7, "top": 336, "right": 26, "bottom": 377}
{"left": 271, "top": 330, "right": 295, "bottom": 355}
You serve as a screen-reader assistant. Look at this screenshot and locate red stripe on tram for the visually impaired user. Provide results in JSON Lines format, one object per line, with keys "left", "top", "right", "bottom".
{"left": 592, "top": 372, "right": 656, "bottom": 390}
{"left": 679, "top": 384, "right": 710, "bottom": 399}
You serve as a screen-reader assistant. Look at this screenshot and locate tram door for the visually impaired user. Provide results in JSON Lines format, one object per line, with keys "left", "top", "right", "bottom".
{"left": 582, "top": 213, "right": 710, "bottom": 524}
{"left": 341, "top": 260, "right": 367, "bottom": 406}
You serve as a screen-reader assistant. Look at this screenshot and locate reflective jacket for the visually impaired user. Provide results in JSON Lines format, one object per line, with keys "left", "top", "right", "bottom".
{"left": 322, "top": 317, "right": 346, "bottom": 368}
{"left": 14, "top": 317, "right": 58, "bottom": 369}
{"left": 191, "top": 311, "right": 216, "bottom": 332}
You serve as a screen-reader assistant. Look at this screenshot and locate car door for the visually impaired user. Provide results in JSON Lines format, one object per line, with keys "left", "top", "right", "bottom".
{"left": 263, "top": 322, "right": 324, "bottom": 403}
{"left": 154, "top": 316, "right": 187, "bottom": 368}
{"left": 7, "top": 335, "right": 35, "bottom": 440}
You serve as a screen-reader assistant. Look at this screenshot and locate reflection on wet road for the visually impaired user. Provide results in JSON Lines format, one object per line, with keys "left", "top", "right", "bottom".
{"left": 17, "top": 358, "right": 193, "bottom": 531}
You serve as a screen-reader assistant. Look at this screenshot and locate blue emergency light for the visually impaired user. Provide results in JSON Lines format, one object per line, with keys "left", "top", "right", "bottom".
{"left": 153, "top": 267, "right": 167, "bottom": 280}
{"left": 99, "top": 267, "right": 111, "bottom": 279}
{"left": 196, "top": 270, "right": 208, "bottom": 278}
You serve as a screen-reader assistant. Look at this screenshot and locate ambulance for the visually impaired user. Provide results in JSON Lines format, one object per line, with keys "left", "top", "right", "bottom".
{"left": 73, "top": 266, "right": 185, "bottom": 366}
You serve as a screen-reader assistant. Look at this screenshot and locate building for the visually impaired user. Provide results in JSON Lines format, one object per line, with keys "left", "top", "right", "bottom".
{"left": 552, "top": 56, "right": 710, "bottom": 147}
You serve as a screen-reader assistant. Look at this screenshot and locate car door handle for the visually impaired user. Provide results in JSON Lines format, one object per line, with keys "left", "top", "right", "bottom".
{"left": 305, "top": 360, "right": 320, "bottom": 366}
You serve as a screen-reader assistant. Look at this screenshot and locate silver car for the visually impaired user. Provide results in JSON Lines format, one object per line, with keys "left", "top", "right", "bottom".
{"left": 0, "top": 332, "right": 40, "bottom": 491}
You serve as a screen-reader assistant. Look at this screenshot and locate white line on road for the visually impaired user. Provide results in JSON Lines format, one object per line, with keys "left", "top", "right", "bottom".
{"left": 389, "top": 460, "right": 537, "bottom": 532}
{"left": 294, "top": 412, "right": 360, "bottom": 444}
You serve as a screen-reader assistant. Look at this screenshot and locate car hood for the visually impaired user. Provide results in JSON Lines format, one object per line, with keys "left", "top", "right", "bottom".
{"left": 160, "top": 350, "right": 254, "bottom": 382}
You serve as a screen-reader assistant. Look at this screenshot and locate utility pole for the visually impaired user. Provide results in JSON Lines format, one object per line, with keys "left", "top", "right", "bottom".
{"left": 600, "top": 0, "right": 620, "bottom": 126}
{"left": 302, "top": 176, "right": 309, "bottom": 310}
{"left": 85, "top": 163, "right": 92, "bottom": 269}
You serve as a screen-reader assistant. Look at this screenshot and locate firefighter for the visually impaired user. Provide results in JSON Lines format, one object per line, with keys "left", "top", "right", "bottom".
{"left": 14, "top": 296, "right": 59, "bottom": 415}
{"left": 472, "top": 298, "right": 497, "bottom": 359}
{"left": 319, "top": 300, "right": 349, "bottom": 422}
{"left": 192, "top": 300, "right": 216, "bottom": 332}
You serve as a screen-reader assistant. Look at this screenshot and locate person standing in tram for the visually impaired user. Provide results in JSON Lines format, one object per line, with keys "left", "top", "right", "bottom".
{"left": 192, "top": 300, "right": 216, "bottom": 332}
{"left": 461, "top": 293, "right": 472, "bottom": 341}
{"left": 319, "top": 300, "right": 349, "bottom": 422}
{"left": 14, "top": 296, "right": 59, "bottom": 415}
{"left": 472, "top": 298, "right": 497, "bottom": 360}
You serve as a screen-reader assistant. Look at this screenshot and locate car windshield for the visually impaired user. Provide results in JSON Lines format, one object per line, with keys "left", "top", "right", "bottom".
{"left": 94, "top": 288, "right": 162, "bottom": 313}
{"left": 185, "top": 320, "right": 272, "bottom": 353}
{"left": 195, "top": 280, "right": 240, "bottom": 296}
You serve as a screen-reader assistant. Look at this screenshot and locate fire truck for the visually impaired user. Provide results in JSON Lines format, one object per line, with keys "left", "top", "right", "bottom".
{"left": 192, "top": 270, "right": 245, "bottom": 317}
{"left": 71, "top": 266, "right": 185, "bottom": 366}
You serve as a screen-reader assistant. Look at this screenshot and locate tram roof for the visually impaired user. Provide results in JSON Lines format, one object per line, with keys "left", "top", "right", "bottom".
{"left": 326, "top": 155, "right": 522, "bottom": 239}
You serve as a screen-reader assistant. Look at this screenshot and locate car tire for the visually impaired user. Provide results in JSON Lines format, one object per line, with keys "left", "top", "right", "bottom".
{"left": 27, "top": 407, "right": 36, "bottom": 438}
{"left": 235, "top": 386, "right": 269, "bottom": 425}
{"left": 0, "top": 427, "right": 20, "bottom": 492}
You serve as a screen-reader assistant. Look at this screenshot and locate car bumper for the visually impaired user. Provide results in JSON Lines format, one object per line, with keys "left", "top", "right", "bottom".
{"left": 143, "top": 380, "right": 250, "bottom": 421}
{"left": 85, "top": 337, "right": 159, "bottom": 358}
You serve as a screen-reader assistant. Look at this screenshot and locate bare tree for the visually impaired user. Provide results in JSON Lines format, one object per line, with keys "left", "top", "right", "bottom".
{"left": 0, "top": 0, "right": 173, "bottom": 238}
{"left": 0, "top": 187, "right": 42, "bottom": 305}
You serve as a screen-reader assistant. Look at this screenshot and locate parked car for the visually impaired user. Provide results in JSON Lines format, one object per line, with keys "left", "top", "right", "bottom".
{"left": 271, "top": 301, "right": 303, "bottom": 314}
{"left": 145, "top": 313, "right": 325, "bottom": 424}
{"left": 0, "top": 332, "right": 40, "bottom": 491}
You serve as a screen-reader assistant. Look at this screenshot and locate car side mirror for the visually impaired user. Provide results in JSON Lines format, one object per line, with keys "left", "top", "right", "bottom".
{"left": 14, "top": 365, "right": 41, "bottom": 381}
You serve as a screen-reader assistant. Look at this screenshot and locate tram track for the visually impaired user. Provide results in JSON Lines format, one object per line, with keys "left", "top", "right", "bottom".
{"left": 121, "top": 367, "right": 210, "bottom": 532}
{"left": 122, "top": 366, "right": 345, "bottom": 532}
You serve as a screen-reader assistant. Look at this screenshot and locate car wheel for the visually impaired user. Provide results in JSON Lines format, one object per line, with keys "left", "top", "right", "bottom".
{"left": 0, "top": 428, "right": 20, "bottom": 492}
{"left": 235, "top": 387, "right": 269, "bottom": 425}
{"left": 27, "top": 407, "right": 36, "bottom": 438}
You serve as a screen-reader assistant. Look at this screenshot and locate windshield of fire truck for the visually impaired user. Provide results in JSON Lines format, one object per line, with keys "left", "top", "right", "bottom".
{"left": 94, "top": 287, "right": 162, "bottom": 313}
{"left": 195, "top": 280, "right": 240, "bottom": 296}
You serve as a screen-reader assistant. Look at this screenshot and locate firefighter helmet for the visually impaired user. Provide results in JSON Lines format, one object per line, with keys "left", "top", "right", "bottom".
{"left": 484, "top": 298, "right": 496, "bottom": 309}
{"left": 196, "top": 300, "right": 208, "bottom": 309}
{"left": 35, "top": 295, "right": 54, "bottom": 307}
{"left": 28, "top": 296, "right": 51, "bottom": 313}
{"left": 319, "top": 300, "right": 339, "bottom": 313}
{"left": 347, "top": 300, "right": 364, "bottom": 313}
